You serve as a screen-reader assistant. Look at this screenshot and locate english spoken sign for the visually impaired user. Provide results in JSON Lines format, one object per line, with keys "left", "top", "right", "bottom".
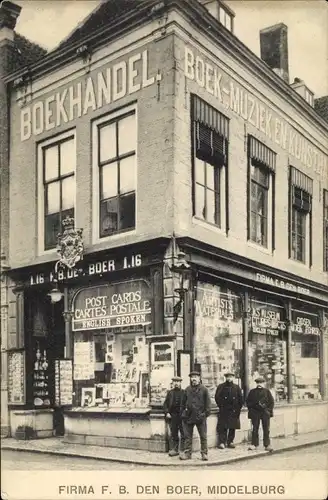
{"left": 72, "top": 280, "right": 152, "bottom": 332}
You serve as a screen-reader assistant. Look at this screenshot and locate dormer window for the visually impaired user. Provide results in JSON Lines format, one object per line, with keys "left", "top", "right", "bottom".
{"left": 202, "top": 1, "right": 234, "bottom": 33}
{"left": 305, "top": 88, "right": 314, "bottom": 107}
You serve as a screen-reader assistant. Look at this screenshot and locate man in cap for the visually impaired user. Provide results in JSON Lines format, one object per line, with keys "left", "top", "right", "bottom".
{"left": 179, "top": 371, "right": 211, "bottom": 461}
{"left": 215, "top": 372, "right": 243, "bottom": 449}
{"left": 246, "top": 376, "right": 274, "bottom": 452}
{"left": 163, "top": 376, "right": 185, "bottom": 456}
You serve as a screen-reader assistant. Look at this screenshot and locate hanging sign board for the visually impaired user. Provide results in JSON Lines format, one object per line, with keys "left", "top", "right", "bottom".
{"left": 72, "top": 280, "right": 152, "bottom": 332}
{"left": 8, "top": 351, "right": 25, "bottom": 404}
{"left": 55, "top": 359, "right": 73, "bottom": 406}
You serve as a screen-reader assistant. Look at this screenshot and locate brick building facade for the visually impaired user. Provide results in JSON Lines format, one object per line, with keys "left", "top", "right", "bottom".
{"left": 3, "top": 0, "right": 328, "bottom": 450}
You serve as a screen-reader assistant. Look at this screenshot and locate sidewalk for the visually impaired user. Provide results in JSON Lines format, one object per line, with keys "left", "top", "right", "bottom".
{"left": 1, "top": 430, "right": 328, "bottom": 467}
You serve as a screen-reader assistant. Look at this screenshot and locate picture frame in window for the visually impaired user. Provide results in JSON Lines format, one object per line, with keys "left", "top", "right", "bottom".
{"left": 151, "top": 342, "right": 174, "bottom": 365}
{"left": 81, "top": 387, "right": 96, "bottom": 407}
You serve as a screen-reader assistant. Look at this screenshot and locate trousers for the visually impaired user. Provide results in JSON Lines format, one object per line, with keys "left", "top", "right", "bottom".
{"left": 168, "top": 415, "right": 185, "bottom": 452}
{"left": 250, "top": 413, "right": 271, "bottom": 447}
{"left": 182, "top": 419, "right": 208, "bottom": 456}
{"left": 218, "top": 428, "right": 236, "bottom": 445}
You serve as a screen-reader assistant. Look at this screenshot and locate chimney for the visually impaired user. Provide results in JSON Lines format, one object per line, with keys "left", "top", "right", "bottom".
{"left": 314, "top": 96, "right": 328, "bottom": 123}
{"left": 260, "top": 23, "right": 289, "bottom": 84}
{"left": 0, "top": 1, "right": 21, "bottom": 73}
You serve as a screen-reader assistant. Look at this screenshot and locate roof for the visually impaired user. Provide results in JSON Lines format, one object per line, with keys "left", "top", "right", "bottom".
{"left": 11, "top": 32, "right": 47, "bottom": 72}
{"left": 314, "top": 96, "right": 328, "bottom": 124}
{"left": 57, "top": 0, "right": 145, "bottom": 50}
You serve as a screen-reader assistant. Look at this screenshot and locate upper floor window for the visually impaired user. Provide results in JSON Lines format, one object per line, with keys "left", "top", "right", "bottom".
{"left": 219, "top": 4, "right": 233, "bottom": 31}
{"left": 247, "top": 137, "right": 276, "bottom": 249}
{"left": 42, "top": 135, "right": 75, "bottom": 250}
{"left": 289, "top": 167, "right": 313, "bottom": 265}
{"left": 95, "top": 108, "right": 136, "bottom": 239}
{"left": 191, "top": 95, "right": 229, "bottom": 230}
{"left": 304, "top": 88, "right": 314, "bottom": 107}
{"left": 324, "top": 189, "right": 328, "bottom": 271}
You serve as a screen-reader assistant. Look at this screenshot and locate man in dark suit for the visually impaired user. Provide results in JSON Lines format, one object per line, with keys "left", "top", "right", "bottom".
{"left": 215, "top": 372, "right": 243, "bottom": 449}
{"left": 163, "top": 376, "right": 185, "bottom": 456}
{"left": 180, "top": 371, "right": 211, "bottom": 461}
{"left": 246, "top": 376, "right": 274, "bottom": 452}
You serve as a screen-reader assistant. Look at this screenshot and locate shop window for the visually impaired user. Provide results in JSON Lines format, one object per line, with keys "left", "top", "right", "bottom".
{"left": 289, "top": 167, "right": 313, "bottom": 265}
{"left": 248, "top": 296, "right": 288, "bottom": 402}
{"left": 194, "top": 282, "right": 243, "bottom": 402}
{"left": 71, "top": 280, "right": 152, "bottom": 409}
{"left": 192, "top": 95, "right": 229, "bottom": 231}
{"left": 97, "top": 110, "right": 136, "bottom": 238}
{"left": 41, "top": 134, "right": 76, "bottom": 250}
{"left": 290, "top": 309, "right": 321, "bottom": 401}
{"left": 324, "top": 189, "right": 328, "bottom": 271}
{"left": 247, "top": 137, "right": 276, "bottom": 249}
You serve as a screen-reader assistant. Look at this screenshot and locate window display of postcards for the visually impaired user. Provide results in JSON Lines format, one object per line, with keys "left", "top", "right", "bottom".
{"left": 73, "top": 341, "right": 95, "bottom": 380}
{"left": 151, "top": 342, "right": 173, "bottom": 365}
{"left": 150, "top": 363, "right": 174, "bottom": 405}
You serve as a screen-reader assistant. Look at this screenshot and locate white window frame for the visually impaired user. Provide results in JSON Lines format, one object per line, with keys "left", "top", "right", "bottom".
{"left": 248, "top": 159, "right": 273, "bottom": 251}
{"left": 37, "top": 129, "right": 76, "bottom": 256}
{"left": 92, "top": 104, "right": 137, "bottom": 244}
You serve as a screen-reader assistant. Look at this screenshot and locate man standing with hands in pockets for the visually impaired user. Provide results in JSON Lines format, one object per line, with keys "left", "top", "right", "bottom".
{"left": 163, "top": 376, "right": 185, "bottom": 456}
{"left": 246, "top": 376, "right": 274, "bottom": 452}
{"left": 179, "top": 371, "right": 211, "bottom": 461}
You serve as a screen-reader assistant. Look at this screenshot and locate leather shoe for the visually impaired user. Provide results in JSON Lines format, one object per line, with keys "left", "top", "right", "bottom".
{"left": 168, "top": 450, "right": 179, "bottom": 457}
{"left": 179, "top": 453, "right": 191, "bottom": 460}
{"left": 227, "top": 443, "right": 235, "bottom": 449}
{"left": 201, "top": 453, "right": 208, "bottom": 461}
{"left": 218, "top": 443, "right": 225, "bottom": 449}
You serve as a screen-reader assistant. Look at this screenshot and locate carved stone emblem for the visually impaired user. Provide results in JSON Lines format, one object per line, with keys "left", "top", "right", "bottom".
{"left": 57, "top": 216, "right": 84, "bottom": 269}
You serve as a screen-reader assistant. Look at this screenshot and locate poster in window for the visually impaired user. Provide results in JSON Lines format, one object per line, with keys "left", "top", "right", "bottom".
{"left": 81, "top": 387, "right": 96, "bottom": 407}
{"left": 55, "top": 359, "right": 73, "bottom": 406}
{"left": 151, "top": 342, "right": 173, "bottom": 365}
{"left": 8, "top": 351, "right": 25, "bottom": 405}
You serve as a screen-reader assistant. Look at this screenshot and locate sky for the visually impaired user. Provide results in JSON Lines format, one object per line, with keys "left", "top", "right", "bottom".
{"left": 14, "top": 0, "right": 328, "bottom": 97}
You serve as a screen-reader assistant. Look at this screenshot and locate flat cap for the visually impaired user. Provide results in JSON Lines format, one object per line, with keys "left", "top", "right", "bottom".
{"left": 171, "top": 376, "right": 182, "bottom": 381}
{"left": 255, "top": 376, "right": 265, "bottom": 383}
{"left": 189, "top": 371, "right": 201, "bottom": 377}
{"left": 224, "top": 372, "right": 234, "bottom": 377}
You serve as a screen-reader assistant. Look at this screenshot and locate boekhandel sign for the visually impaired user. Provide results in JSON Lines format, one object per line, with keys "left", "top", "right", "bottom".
{"left": 72, "top": 280, "right": 152, "bottom": 332}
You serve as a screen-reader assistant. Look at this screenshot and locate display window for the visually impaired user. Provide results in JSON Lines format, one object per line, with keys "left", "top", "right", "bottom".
{"left": 71, "top": 280, "right": 152, "bottom": 409}
{"left": 73, "top": 331, "right": 150, "bottom": 408}
{"left": 291, "top": 308, "right": 321, "bottom": 401}
{"left": 194, "top": 282, "right": 243, "bottom": 401}
{"left": 248, "top": 296, "right": 288, "bottom": 402}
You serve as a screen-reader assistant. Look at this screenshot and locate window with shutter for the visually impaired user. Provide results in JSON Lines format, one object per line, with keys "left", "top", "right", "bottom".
{"left": 191, "top": 95, "right": 229, "bottom": 230}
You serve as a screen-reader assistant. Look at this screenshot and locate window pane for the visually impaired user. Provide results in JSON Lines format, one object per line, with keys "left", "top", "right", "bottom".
{"left": 219, "top": 6, "right": 225, "bottom": 24}
{"left": 120, "top": 155, "right": 136, "bottom": 194}
{"left": 225, "top": 13, "right": 232, "bottom": 31}
{"left": 99, "top": 123, "right": 116, "bottom": 163}
{"left": 120, "top": 192, "right": 135, "bottom": 230}
{"left": 101, "top": 163, "right": 118, "bottom": 200}
{"left": 100, "top": 197, "right": 118, "bottom": 236}
{"left": 45, "top": 212, "right": 60, "bottom": 249}
{"left": 195, "top": 183, "right": 205, "bottom": 219}
{"left": 44, "top": 146, "right": 59, "bottom": 182}
{"left": 195, "top": 157, "right": 205, "bottom": 185}
{"left": 118, "top": 114, "right": 136, "bottom": 156}
{"left": 206, "top": 163, "right": 215, "bottom": 190}
{"left": 206, "top": 189, "right": 216, "bottom": 224}
{"left": 194, "top": 284, "right": 243, "bottom": 402}
{"left": 46, "top": 182, "right": 60, "bottom": 214}
{"left": 60, "top": 139, "right": 75, "bottom": 176}
{"left": 62, "top": 176, "right": 75, "bottom": 210}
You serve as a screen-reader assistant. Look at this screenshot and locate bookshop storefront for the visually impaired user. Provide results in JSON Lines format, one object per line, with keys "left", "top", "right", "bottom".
{"left": 7, "top": 240, "right": 180, "bottom": 451}
{"left": 181, "top": 236, "right": 328, "bottom": 441}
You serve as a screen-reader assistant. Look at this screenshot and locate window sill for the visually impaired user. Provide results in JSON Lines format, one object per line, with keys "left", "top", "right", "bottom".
{"left": 192, "top": 216, "right": 227, "bottom": 236}
{"left": 288, "top": 258, "right": 310, "bottom": 270}
{"left": 247, "top": 240, "right": 273, "bottom": 256}
{"left": 93, "top": 228, "right": 137, "bottom": 245}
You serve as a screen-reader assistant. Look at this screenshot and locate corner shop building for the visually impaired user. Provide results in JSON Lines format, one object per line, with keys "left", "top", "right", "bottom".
{"left": 4, "top": 0, "right": 328, "bottom": 451}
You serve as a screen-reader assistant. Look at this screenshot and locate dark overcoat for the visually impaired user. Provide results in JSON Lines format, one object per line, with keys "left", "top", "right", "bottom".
{"left": 246, "top": 387, "right": 274, "bottom": 420}
{"left": 215, "top": 382, "right": 243, "bottom": 429}
{"left": 181, "top": 384, "right": 211, "bottom": 424}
